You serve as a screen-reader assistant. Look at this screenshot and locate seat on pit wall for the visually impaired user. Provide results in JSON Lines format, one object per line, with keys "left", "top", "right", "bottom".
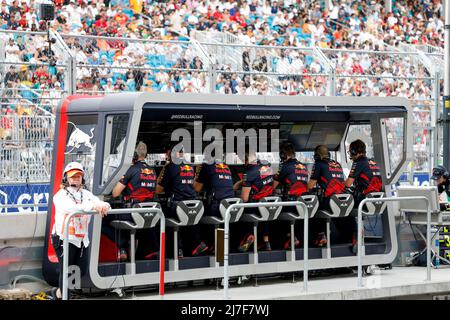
{"left": 314, "top": 194, "right": 355, "bottom": 219}
{"left": 200, "top": 198, "right": 244, "bottom": 226}
{"left": 166, "top": 200, "right": 204, "bottom": 270}
{"left": 166, "top": 200, "right": 204, "bottom": 228}
{"left": 279, "top": 195, "right": 319, "bottom": 221}
{"left": 350, "top": 192, "right": 387, "bottom": 217}
{"left": 110, "top": 202, "right": 162, "bottom": 275}
{"left": 240, "top": 196, "right": 283, "bottom": 223}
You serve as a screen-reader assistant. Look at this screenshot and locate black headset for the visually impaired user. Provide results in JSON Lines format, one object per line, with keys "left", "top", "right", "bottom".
{"left": 279, "top": 150, "right": 287, "bottom": 162}
{"left": 349, "top": 147, "right": 358, "bottom": 157}
{"left": 132, "top": 151, "right": 139, "bottom": 164}
{"left": 436, "top": 166, "right": 450, "bottom": 179}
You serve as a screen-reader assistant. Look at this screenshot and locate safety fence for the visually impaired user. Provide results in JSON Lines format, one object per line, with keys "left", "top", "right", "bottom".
{"left": 0, "top": 29, "right": 445, "bottom": 184}
{"left": 0, "top": 115, "right": 54, "bottom": 183}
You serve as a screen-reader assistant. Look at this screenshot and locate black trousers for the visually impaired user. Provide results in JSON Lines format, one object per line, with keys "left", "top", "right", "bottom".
{"left": 101, "top": 213, "right": 160, "bottom": 257}
{"left": 166, "top": 201, "right": 202, "bottom": 256}
{"left": 201, "top": 200, "right": 240, "bottom": 251}
{"left": 51, "top": 234, "right": 86, "bottom": 300}
{"left": 319, "top": 197, "right": 356, "bottom": 244}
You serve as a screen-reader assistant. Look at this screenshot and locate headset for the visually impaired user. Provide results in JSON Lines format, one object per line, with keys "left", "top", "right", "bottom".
{"left": 349, "top": 147, "right": 358, "bottom": 157}
{"left": 279, "top": 150, "right": 287, "bottom": 162}
{"left": 132, "top": 151, "right": 139, "bottom": 164}
{"left": 433, "top": 166, "right": 450, "bottom": 180}
{"left": 279, "top": 141, "right": 295, "bottom": 163}
{"left": 349, "top": 140, "right": 366, "bottom": 159}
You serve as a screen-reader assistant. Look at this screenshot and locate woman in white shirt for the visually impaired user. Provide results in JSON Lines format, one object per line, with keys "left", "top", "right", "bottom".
{"left": 51, "top": 161, "right": 110, "bottom": 299}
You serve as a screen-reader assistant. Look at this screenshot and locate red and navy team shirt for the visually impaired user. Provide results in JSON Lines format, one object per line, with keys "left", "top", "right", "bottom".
{"left": 274, "top": 158, "right": 309, "bottom": 197}
{"left": 242, "top": 161, "right": 274, "bottom": 201}
{"left": 349, "top": 156, "right": 383, "bottom": 195}
{"left": 310, "top": 159, "right": 345, "bottom": 197}
{"left": 158, "top": 162, "right": 196, "bottom": 201}
{"left": 195, "top": 161, "right": 235, "bottom": 201}
{"left": 119, "top": 161, "right": 157, "bottom": 202}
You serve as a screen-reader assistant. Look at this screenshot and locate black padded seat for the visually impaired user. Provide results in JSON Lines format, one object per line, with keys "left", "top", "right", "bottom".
{"left": 166, "top": 200, "right": 204, "bottom": 227}
{"left": 350, "top": 192, "right": 387, "bottom": 216}
{"left": 279, "top": 195, "right": 319, "bottom": 221}
{"left": 314, "top": 194, "right": 355, "bottom": 219}
{"left": 200, "top": 198, "right": 244, "bottom": 225}
{"left": 109, "top": 202, "right": 162, "bottom": 274}
{"left": 240, "top": 196, "right": 283, "bottom": 223}
{"left": 110, "top": 202, "right": 161, "bottom": 231}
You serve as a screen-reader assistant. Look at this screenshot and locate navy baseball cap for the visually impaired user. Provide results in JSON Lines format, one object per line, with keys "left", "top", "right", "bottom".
{"left": 431, "top": 166, "right": 447, "bottom": 180}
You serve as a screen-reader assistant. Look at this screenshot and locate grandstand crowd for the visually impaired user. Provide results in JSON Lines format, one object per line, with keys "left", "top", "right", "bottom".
{"left": 0, "top": 0, "right": 443, "bottom": 175}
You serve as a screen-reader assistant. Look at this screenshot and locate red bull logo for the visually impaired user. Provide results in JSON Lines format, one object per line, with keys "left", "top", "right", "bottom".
{"left": 260, "top": 165, "right": 273, "bottom": 177}
{"left": 180, "top": 164, "right": 194, "bottom": 177}
{"left": 66, "top": 122, "right": 95, "bottom": 153}
{"left": 141, "top": 168, "right": 154, "bottom": 175}
{"left": 216, "top": 163, "right": 227, "bottom": 169}
{"left": 215, "top": 163, "right": 231, "bottom": 174}
{"left": 181, "top": 165, "right": 193, "bottom": 172}
{"left": 329, "top": 161, "right": 343, "bottom": 172}
{"left": 295, "top": 164, "right": 305, "bottom": 170}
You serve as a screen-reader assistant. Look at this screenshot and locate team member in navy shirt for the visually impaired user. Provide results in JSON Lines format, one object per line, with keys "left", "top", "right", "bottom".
{"left": 274, "top": 142, "right": 309, "bottom": 199}
{"left": 345, "top": 139, "right": 383, "bottom": 251}
{"left": 431, "top": 166, "right": 450, "bottom": 209}
{"left": 104, "top": 142, "right": 159, "bottom": 261}
{"left": 194, "top": 159, "right": 235, "bottom": 217}
{"left": 273, "top": 141, "right": 309, "bottom": 249}
{"left": 345, "top": 139, "right": 383, "bottom": 205}
{"left": 308, "top": 145, "right": 346, "bottom": 247}
{"left": 194, "top": 158, "right": 236, "bottom": 251}
{"left": 235, "top": 150, "right": 275, "bottom": 252}
{"left": 157, "top": 145, "right": 208, "bottom": 257}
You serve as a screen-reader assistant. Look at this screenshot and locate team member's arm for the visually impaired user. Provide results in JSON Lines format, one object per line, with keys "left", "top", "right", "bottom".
{"left": 345, "top": 161, "right": 360, "bottom": 188}
{"left": 194, "top": 164, "right": 205, "bottom": 193}
{"left": 307, "top": 163, "right": 320, "bottom": 191}
{"left": 233, "top": 179, "right": 243, "bottom": 191}
{"left": 156, "top": 164, "right": 170, "bottom": 194}
{"left": 112, "top": 183, "right": 126, "bottom": 198}
{"left": 241, "top": 186, "right": 251, "bottom": 202}
{"left": 273, "top": 164, "right": 286, "bottom": 189}
{"left": 112, "top": 166, "right": 133, "bottom": 197}
{"left": 241, "top": 173, "right": 253, "bottom": 202}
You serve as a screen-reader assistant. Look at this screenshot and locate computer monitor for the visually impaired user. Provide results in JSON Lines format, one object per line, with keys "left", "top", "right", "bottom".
{"left": 396, "top": 186, "right": 440, "bottom": 213}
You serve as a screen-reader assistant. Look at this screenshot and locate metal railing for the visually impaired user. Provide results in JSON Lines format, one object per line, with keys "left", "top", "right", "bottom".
{"left": 356, "top": 196, "right": 432, "bottom": 287}
{"left": 223, "top": 200, "right": 309, "bottom": 300}
{"left": 61, "top": 207, "right": 166, "bottom": 300}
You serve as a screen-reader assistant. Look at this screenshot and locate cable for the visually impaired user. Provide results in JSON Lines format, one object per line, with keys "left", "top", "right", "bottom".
{"left": 10, "top": 275, "right": 50, "bottom": 289}
{"left": 0, "top": 246, "right": 18, "bottom": 256}
{"left": 107, "top": 224, "right": 124, "bottom": 295}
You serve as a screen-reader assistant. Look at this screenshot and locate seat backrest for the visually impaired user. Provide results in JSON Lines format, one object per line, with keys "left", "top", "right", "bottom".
{"left": 329, "top": 194, "right": 354, "bottom": 217}
{"left": 296, "top": 195, "right": 319, "bottom": 218}
{"left": 257, "top": 196, "right": 283, "bottom": 221}
{"left": 219, "top": 198, "right": 244, "bottom": 223}
{"left": 175, "top": 200, "right": 204, "bottom": 225}
{"left": 362, "top": 192, "right": 387, "bottom": 215}
{"left": 131, "top": 202, "right": 162, "bottom": 229}
{"left": 396, "top": 186, "right": 440, "bottom": 213}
